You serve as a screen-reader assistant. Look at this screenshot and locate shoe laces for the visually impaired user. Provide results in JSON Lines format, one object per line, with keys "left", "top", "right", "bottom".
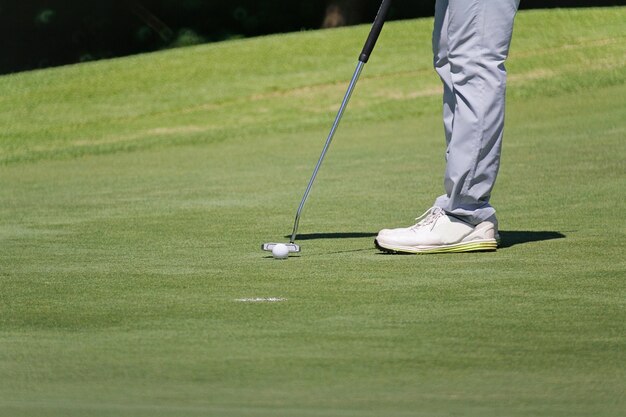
{"left": 410, "top": 207, "right": 445, "bottom": 231}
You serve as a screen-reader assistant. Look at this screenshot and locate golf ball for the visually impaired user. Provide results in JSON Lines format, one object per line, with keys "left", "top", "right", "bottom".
{"left": 272, "top": 244, "right": 289, "bottom": 259}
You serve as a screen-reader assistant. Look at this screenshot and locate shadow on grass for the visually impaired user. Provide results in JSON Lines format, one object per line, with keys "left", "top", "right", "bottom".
{"left": 288, "top": 230, "right": 566, "bottom": 248}
{"left": 287, "top": 232, "right": 377, "bottom": 241}
{"left": 499, "top": 231, "right": 566, "bottom": 248}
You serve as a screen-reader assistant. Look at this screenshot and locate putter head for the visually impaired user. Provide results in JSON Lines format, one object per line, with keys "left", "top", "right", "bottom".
{"left": 262, "top": 243, "right": 301, "bottom": 253}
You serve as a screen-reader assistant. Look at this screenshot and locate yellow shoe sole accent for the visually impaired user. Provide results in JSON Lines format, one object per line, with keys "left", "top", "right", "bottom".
{"left": 375, "top": 239, "right": 497, "bottom": 254}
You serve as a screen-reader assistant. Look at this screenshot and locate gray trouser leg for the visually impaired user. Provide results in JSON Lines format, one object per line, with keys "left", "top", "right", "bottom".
{"left": 432, "top": 0, "right": 519, "bottom": 225}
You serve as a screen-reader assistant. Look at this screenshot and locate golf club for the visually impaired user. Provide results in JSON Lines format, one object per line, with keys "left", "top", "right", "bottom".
{"left": 263, "top": 0, "right": 392, "bottom": 254}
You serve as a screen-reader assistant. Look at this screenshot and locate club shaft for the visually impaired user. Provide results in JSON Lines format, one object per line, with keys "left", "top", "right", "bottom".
{"left": 290, "top": 60, "right": 365, "bottom": 243}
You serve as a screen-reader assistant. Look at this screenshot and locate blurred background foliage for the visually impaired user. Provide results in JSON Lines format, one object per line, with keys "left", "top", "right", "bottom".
{"left": 1, "top": 0, "right": 623, "bottom": 74}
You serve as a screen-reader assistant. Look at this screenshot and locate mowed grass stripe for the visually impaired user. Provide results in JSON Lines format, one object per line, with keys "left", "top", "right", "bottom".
{"left": 0, "top": 8, "right": 624, "bottom": 164}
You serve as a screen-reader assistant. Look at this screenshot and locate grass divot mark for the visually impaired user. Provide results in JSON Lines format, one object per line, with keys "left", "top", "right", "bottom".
{"left": 235, "top": 298, "right": 287, "bottom": 303}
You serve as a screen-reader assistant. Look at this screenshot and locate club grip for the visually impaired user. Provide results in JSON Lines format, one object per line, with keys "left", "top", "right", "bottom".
{"left": 358, "top": 0, "right": 392, "bottom": 63}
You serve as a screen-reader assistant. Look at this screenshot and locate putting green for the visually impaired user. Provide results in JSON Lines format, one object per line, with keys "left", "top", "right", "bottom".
{"left": 1, "top": 7, "right": 625, "bottom": 417}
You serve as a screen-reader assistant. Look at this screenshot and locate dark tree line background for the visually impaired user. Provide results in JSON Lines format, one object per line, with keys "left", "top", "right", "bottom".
{"left": 1, "top": 0, "right": 623, "bottom": 74}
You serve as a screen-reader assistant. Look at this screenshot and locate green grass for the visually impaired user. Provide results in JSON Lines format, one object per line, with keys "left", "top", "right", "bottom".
{"left": 1, "top": 7, "right": 625, "bottom": 417}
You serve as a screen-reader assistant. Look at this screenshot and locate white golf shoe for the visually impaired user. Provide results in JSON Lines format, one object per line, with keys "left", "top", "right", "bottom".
{"left": 375, "top": 207, "right": 499, "bottom": 254}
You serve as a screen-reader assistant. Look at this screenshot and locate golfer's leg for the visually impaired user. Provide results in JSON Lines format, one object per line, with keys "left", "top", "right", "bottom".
{"left": 433, "top": 0, "right": 454, "bottom": 148}
{"left": 434, "top": 0, "right": 519, "bottom": 225}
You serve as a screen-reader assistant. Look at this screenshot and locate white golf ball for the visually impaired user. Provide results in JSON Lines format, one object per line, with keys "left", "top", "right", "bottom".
{"left": 272, "top": 244, "right": 289, "bottom": 259}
